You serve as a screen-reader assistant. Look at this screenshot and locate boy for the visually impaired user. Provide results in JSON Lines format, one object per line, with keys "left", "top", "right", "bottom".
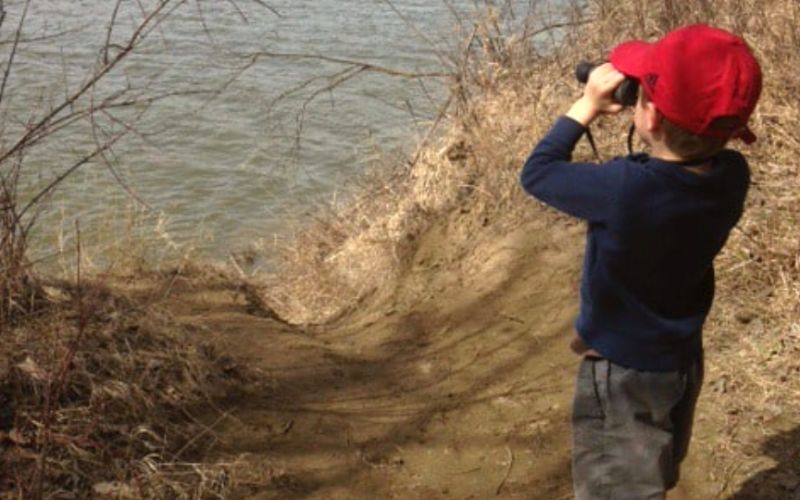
{"left": 519, "top": 25, "right": 762, "bottom": 499}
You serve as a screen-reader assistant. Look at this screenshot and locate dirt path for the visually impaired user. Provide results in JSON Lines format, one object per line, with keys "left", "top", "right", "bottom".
{"left": 168, "top": 214, "right": 708, "bottom": 499}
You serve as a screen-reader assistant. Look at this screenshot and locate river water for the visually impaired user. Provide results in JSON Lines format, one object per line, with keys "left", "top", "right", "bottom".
{"left": 3, "top": 0, "right": 554, "bottom": 266}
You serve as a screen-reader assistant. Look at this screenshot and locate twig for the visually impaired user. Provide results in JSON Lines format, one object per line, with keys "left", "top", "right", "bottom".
{"left": 245, "top": 50, "right": 452, "bottom": 153}
{"left": 249, "top": 0, "right": 282, "bottom": 17}
{"left": 0, "top": 0, "right": 173, "bottom": 167}
{"left": 265, "top": 65, "right": 356, "bottom": 118}
{"left": 293, "top": 65, "right": 367, "bottom": 149}
{"left": 195, "top": 1, "right": 217, "bottom": 46}
{"left": 442, "top": 0, "right": 468, "bottom": 35}
{"left": 0, "top": 0, "right": 31, "bottom": 106}
{"left": 521, "top": 18, "right": 595, "bottom": 43}
{"left": 171, "top": 411, "right": 230, "bottom": 460}
{"left": 133, "top": 0, "right": 174, "bottom": 51}
{"left": 381, "top": 0, "right": 452, "bottom": 68}
{"left": 223, "top": 0, "right": 249, "bottom": 23}
{"left": 0, "top": 23, "right": 90, "bottom": 46}
{"left": 16, "top": 131, "right": 126, "bottom": 227}
{"left": 495, "top": 444, "right": 514, "bottom": 495}
{"left": 248, "top": 50, "right": 452, "bottom": 79}
{"left": 103, "top": 0, "right": 124, "bottom": 65}
{"left": 88, "top": 84, "right": 154, "bottom": 210}
{"left": 0, "top": 1, "right": 6, "bottom": 34}
{"left": 408, "top": 93, "right": 454, "bottom": 168}
{"left": 228, "top": 253, "right": 247, "bottom": 279}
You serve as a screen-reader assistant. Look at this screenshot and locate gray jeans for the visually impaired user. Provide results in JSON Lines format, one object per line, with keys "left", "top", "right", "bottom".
{"left": 572, "top": 355, "right": 703, "bottom": 500}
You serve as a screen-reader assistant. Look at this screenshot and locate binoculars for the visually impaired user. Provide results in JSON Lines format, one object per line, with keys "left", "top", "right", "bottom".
{"left": 575, "top": 62, "right": 639, "bottom": 107}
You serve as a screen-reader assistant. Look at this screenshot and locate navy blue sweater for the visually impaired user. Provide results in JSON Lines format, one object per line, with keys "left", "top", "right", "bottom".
{"left": 521, "top": 117, "right": 749, "bottom": 371}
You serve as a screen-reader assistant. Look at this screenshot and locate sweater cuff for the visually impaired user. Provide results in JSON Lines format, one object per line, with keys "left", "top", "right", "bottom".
{"left": 552, "top": 115, "right": 587, "bottom": 144}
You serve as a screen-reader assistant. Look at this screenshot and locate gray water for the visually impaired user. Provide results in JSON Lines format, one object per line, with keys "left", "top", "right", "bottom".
{"left": 2, "top": 0, "right": 553, "bottom": 267}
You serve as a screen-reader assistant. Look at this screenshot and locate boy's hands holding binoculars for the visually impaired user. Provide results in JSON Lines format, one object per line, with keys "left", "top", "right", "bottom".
{"left": 567, "top": 63, "right": 627, "bottom": 127}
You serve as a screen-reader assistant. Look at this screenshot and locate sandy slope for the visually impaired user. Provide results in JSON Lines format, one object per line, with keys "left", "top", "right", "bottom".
{"left": 160, "top": 203, "right": 719, "bottom": 499}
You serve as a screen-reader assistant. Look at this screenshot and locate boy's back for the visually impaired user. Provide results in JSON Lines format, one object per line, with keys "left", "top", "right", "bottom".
{"left": 523, "top": 124, "right": 750, "bottom": 370}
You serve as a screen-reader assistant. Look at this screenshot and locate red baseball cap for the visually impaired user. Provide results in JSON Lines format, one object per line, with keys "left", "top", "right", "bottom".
{"left": 609, "top": 24, "right": 762, "bottom": 144}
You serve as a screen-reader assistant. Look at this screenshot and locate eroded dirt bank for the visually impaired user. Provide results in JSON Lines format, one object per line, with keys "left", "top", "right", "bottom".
{"left": 172, "top": 212, "right": 585, "bottom": 499}
{"left": 166, "top": 209, "right": 721, "bottom": 499}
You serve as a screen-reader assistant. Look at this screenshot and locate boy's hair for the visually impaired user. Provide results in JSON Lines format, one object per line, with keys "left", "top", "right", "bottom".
{"left": 661, "top": 118, "right": 728, "bottom": 160}
{"left": 641, "top": 91, "right": 728, "bottom": 159}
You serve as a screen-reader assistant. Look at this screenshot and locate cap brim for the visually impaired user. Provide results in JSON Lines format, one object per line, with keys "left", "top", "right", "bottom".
{"left": 608, "top": 40, "right": 651, "bottom": 78}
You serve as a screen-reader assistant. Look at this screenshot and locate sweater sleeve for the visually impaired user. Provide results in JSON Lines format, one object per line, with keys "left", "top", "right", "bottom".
{"left": 520, "top": 116, "right": 625, "bottom": 223}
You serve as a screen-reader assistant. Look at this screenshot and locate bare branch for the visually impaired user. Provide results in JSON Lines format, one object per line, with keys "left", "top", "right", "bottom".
{"left": 0, "top": 0, "right": 31, "bottom": 106}
{"left": 0, "top": 1, "right": 8, "bottom": 36}
{"left": 248, "top": 0, "right": 282, "bottom": 18}
{"left": 247, "top": 50, "right": 452, "bottom": 79}
{"left": 194, "top": 0, "right": 215, "bottom": 43}
{"left": 103, "top": 0, "right": 124, "bottom": 65}
{"left": 16, "top": 86, "right": 214, "bottom": 159}
{"left": 265, "top": 65, "right": 361, "bottom": 117}
{"left": 137, "top": 0, "right": 193, "bottom": 47}
{"left": 381, "top": 0, "right": 453, "bottom": 68}
{"left": 17, "top": 130, "right": 126, "bottom": 225}
{"left": 235, "top": 44, "right": 455, "bottom": 158}
{"left": 442, "top": 0, "right": 468, "bottom": 34}
{"left": 520, "top": 18, "right": 594, "bottom": 43}
{"left": 134, "top": 0, "right": 171, "bottom": 51}
{"left": 293, "top": 65, "right": 367, "bottom": 149}
{"left": 408, "top": 93, "right": 453, "bottom": 168}
{"left": 0, "top": 0, "right": 174, "bottom": 167}
{"left": 88, "top": 80, "right": 153, "bottom": 210}
{"left": 0, "top": 23, "right": 90, "bottom": 46}
{"left": 223, "top": 0, "right": 249, "bottom": 23}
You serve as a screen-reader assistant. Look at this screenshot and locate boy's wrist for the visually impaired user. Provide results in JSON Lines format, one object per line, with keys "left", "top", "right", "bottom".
{"left": 566, "top": 97, "right": 600, "bottom": 127}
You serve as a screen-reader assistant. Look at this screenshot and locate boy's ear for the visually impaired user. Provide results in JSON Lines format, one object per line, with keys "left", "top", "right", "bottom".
{"left": 642, "top": 100, "right": 662, "bottom": 132}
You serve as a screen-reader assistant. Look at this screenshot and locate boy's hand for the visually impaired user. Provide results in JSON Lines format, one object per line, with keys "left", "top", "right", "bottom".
{"left": 566, "top": 63, "right": 626, "bottom": 127}
{"left": 570, "top": 335, "right": 602, "bottom": 358}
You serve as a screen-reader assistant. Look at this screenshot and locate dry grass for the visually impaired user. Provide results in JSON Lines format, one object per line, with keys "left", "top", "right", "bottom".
{"left": 266, "top": 1, "right": 800, "bottom": 497}
{"left": 0, "top": 269, "right": 242, "bottom": 499}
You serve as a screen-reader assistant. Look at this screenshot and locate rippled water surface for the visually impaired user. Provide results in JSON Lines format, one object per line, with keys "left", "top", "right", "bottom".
{"left": 4, "top": 0, "right": 551, "bottom": 264}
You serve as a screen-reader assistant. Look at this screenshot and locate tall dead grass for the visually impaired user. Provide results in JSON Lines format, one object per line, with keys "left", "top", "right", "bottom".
{"left": 266, "top": 1, "right": 800, "bottom": 496}
{"left": 0, "top": 266, "right": 245, "bottom": 498}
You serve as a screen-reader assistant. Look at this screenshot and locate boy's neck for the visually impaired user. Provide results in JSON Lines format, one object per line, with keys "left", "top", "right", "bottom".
{"left": 649, "top": 143, "right": 684, "bottom": 162}
{"left": 649, "top": 144, "right": 713, "bottom": 175}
